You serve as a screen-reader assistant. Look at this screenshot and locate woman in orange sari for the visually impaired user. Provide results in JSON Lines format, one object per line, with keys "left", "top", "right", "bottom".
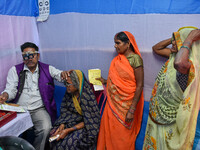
{"left": 97, "top": 31, "right": 144, "bottom": 150}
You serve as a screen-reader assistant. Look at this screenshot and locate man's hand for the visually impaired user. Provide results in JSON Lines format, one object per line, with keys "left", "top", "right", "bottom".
{"left": 0, "top": 92, "right": 8, "bottom": 104}
{"left": 61, "top": 70, "right": 72, "bottom": 80}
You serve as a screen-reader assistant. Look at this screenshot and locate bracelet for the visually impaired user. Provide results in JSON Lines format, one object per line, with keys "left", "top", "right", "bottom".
{"left": 181, "top": 45, "right": 191, "bottom": 51}
{"left": 72, "top": 126, "right": 77, "bottom": 130}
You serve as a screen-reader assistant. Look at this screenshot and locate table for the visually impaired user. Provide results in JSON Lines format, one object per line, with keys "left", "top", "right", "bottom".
{"left": 0, "top": 111, "right": 33, "bottom": 137}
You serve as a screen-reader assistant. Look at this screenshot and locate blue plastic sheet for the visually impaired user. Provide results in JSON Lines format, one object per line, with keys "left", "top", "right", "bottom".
{"left": 1, "top": 0, "right": 200, "bottom": 16}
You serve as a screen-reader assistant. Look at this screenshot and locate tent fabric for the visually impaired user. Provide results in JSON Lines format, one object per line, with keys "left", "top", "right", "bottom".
{"left": 0, "top": 0, "right": 200, "bottom": 16}
{"left": 0, "top": 15, "right": 39, "bottom": 92}
{"left": 50, "top": 0, "right": 200, "bottom": 14}
{"left": 0, "top": 0, "right": 38, "bottom": 16}
{"left": 37, "top": 12, "right": 200, "bottom": 100}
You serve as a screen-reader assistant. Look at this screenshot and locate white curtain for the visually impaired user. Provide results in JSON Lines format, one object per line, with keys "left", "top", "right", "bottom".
{"left": 0, "top": 15, "right": 39, "bottom": 92}
{"left": 37, "top": 13, "right": 200, "bottom": 100}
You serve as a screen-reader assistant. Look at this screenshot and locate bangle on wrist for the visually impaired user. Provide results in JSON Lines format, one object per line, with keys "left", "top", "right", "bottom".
{"left": 181, "top": 45, "right": 191, "bottom": 51}
{"left": 72, "top": 126, "right": 77, "bottom": 130}
{"left": 183, "top": 41, "right": 191, "bottom": 47}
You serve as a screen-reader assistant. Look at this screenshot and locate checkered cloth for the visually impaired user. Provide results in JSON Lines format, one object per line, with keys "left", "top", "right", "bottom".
{"left": 176, "top": 71, "right": 188, "bottom": 92}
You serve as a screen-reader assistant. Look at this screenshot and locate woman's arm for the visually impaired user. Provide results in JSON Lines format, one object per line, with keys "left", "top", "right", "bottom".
{"left": 152, "top": 38, "right": 172, "bottom": 58}
{"left": 96, "top": 77, "right": 107, "bottom": 85}
{"left": 174, "top": 29, "right": 200, "bottom": 74}
{"left": 52, "top": 124, "right": 65, "bottom": 136}
{"left": 71, "top": 122, "right": 84, "bottom": 131}
{"left": 125, "top": 66, "right": 144, "bottom": 122}
{"left": 131, "top": 66, "right": 144, "bottom": 108}
{"left": 57, "top": 122, "right": 84, "bottom": 140}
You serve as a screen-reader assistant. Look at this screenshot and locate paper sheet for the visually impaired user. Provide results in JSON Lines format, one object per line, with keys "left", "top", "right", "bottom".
{"left": 0, "top": 104, "right": 26, "bottom": 112}
{"left": 88, "top": 69, "right": 104, "bottom": 91}
{"left": 93, "top": 85, "right": 104, "bottom": 91}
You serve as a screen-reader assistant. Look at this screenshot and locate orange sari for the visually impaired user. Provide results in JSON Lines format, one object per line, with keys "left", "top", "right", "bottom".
{"left": 97, "top": 31, "right": 144, "bottom": 150}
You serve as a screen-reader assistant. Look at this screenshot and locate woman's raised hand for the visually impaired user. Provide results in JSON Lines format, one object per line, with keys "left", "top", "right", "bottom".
{"left": 188, "top": 29, "right": 200, "bottom": 43}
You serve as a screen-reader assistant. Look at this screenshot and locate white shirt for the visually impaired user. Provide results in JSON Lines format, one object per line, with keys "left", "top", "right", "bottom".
{"left": 3, "top": 64, "right": 62, "bottom": 110}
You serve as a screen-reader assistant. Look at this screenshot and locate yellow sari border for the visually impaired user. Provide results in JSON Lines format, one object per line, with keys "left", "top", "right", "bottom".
{"left": 173, "top": 32, "right": 182, "bottom": 50}
{"left": 178, "top": 26, "right": 198, "bottom": 32}
{"left": 72, "top": 95, "right": 82, "bottom": 115}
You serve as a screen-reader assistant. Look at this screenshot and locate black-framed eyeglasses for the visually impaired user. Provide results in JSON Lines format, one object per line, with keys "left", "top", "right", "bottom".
{"left": 22, "top": 52, "right": 39, "bottom": 61}
{"left": 64, "top": 81, "right": 73, "bottom": 86}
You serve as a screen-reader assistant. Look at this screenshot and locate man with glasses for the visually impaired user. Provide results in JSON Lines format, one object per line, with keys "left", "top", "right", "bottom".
{"left": 0, "top": 42, "right": 69, "bottom": 150}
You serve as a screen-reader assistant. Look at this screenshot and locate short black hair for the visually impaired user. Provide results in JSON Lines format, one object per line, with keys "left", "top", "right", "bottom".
{"left": 115, "top": 32, "right": 129, "bottom": 43}
{"left": 20, "top": 42, "right": 39, "bottom": 52}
